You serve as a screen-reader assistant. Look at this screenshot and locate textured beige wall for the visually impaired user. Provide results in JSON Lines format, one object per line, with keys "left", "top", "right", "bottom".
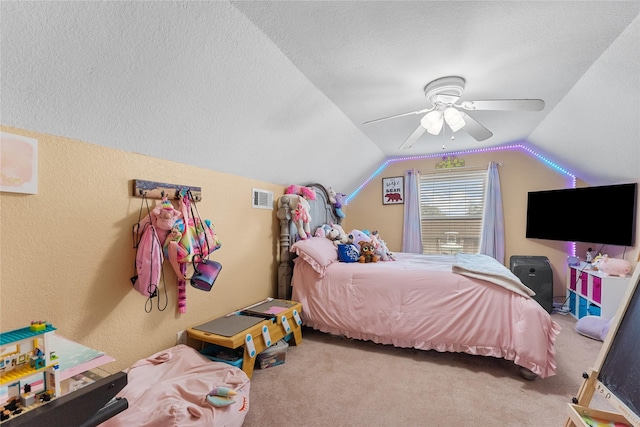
{"left": 345, "top": 148, "right": 638, "bottom": 299}
{"left": 0, "top": 127, "right": 283, "bottom": 372}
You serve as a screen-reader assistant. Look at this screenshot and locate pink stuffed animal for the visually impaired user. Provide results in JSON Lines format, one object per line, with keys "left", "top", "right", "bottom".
{"left": 370, "top": 230, "right": 396, "bottom": 261}
{"left": 152, "top": 197, "right": 182, "bottom": 232}
{"left": 285, "top": 184, "right": 317, "bottom": 201}
{"left": 136, "top": 196, "right": 182, "bottom": 245}
{"left": 278, "top": 194, "right": 312, "bottom": 239}
{"left": 593, "top": 255, "right": 632, "bottom": 277}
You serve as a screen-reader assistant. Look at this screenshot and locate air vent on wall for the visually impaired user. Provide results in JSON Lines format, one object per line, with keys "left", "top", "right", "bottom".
{"left": 252, "top": 188, "right": 274, "bottom": 210}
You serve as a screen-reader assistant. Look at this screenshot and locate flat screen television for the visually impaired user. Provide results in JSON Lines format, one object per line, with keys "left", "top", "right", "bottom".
{"left": 526, "top": 183, "right": 637, "bottom": 247}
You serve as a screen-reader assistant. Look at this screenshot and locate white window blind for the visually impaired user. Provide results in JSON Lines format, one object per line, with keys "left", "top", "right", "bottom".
{"left": 419, "top": 169, "right": 488, "bottom": 255}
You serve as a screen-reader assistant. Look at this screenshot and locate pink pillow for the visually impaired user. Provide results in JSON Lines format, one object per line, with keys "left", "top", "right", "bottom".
{"left": 290, "top": 237, "right": 338, "bottom": 277}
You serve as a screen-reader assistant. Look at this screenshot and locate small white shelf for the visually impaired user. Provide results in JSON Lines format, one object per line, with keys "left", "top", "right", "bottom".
{"left": 566, "top": 262, "right": 632, "bottom": 319}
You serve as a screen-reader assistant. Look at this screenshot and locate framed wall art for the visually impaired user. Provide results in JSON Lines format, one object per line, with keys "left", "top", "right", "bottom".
{"left": 382, "top": 176, "right": 404, "bottom": 205}
{"left": 1, "top": 132, "right": 38, "bottom": 194}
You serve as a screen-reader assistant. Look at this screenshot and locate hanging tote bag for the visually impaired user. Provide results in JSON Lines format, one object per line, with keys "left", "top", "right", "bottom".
{"left": 165, "top": 191, "right": 222, "bottom": 292}
{"left": 190, "top": 258, "right": 223, "bottom": 291}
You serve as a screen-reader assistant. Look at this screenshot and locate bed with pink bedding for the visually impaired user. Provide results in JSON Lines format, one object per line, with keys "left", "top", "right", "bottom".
{"left": 277, "top": 184, "right": 560, "bottom": 379}
{"left": 101, "top": 344, "right": 250, "bottom": 427}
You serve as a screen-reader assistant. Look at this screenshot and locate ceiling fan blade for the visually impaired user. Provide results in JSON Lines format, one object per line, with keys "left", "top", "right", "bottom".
{"left": 364, "top": 107, "right": 433, "bottom": 125}
{"left": 460, "top": 113, "right": 493, "bottom": 141}
{"left": 459, "top": 99, "right": 545, "bottom": 111}
{"left": 399, "top": 125, "right": 427, "bottom": 149}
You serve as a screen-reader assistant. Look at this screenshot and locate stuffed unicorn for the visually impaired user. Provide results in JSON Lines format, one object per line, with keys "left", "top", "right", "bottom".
{"left": 278, "top": 194, "right": 312, "bottom": 239}
{"left": 328, "top": 187, "right": 346, "bottom": 219}
{"left": 281, "top": 185, "right": 317, "bottom": 239}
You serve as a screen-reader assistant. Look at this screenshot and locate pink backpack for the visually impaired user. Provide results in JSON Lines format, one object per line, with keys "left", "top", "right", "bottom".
{"left": 132, "top": 222, "right": 163, "bottom": 298}
{"left": 131, "top": 196, "right": 168, "bottom": 312}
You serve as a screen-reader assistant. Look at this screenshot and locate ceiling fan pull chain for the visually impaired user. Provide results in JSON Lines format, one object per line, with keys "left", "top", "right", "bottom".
{"left": 442, "top": 122, "right": 447, "bottom": 150}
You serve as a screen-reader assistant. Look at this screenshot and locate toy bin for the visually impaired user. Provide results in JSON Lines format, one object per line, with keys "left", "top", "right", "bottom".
{"left": 257, "top": 339, "right": 288, "bottom": 369}
{"left": 200, "top": 344, "right": 243, "bottom": 369}
{"left": 588, "top": 304, "right": 601, "bottom": 316}
{"left": 578, "top": 296, "right": 588, "bottom": 318}
{"left": 568, "top": 292, "right": 576, "bottom": 316}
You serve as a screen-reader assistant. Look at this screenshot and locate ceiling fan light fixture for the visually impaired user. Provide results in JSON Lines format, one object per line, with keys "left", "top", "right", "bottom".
{"left": 444, "top": 107, "right": 466, "bottom": 132}
{"left": 421, "top": 110, "right": 444, "bottom": 135}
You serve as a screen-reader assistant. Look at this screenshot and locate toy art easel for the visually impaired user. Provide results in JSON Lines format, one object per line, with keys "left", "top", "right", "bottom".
{"left": 565, "top": 261, "right": 640, "bottom": 427}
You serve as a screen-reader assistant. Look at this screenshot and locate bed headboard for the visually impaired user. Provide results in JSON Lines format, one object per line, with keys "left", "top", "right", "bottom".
{"left": 276, "top": 183, "right": 341, "bottom": 299}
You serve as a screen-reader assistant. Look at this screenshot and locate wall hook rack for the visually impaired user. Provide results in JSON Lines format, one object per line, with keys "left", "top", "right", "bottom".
{"left": 132, "top": 179, "right": 202, "bottom": 201}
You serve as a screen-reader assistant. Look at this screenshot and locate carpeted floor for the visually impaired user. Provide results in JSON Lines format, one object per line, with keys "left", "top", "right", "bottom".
{"left": 243, "top": 313, "right": 609, "bottom": 427}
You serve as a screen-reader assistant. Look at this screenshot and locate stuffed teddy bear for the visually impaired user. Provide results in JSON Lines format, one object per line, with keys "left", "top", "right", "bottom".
{"left": 358, "top": 240, "right": 379, "bottom": 263}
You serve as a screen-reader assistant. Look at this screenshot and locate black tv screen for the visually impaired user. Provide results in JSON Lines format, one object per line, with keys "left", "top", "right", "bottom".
{"left": 526, "top": 183, "right": 637, "bottom": 247}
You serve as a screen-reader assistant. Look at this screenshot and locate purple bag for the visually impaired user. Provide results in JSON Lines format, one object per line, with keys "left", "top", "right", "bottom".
{"left": 191, "top": 258, "right": 222, "bottom": 291}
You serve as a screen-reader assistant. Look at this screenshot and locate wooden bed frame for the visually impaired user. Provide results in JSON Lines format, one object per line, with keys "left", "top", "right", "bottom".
{"left": 276, "top": 183, "right": 341, "bottom": 299}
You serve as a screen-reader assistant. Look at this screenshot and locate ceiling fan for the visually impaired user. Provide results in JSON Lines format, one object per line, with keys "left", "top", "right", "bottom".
{"left": 364, "top": 76, "right": 545, "bottom": 149}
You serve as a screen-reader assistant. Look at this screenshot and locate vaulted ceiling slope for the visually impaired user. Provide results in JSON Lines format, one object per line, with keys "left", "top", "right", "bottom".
{"left": 1, "top": 2, "right": 639, "bottom": 195}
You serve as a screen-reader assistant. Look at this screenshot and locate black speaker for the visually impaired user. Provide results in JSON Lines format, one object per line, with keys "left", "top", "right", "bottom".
{"left": 510, "top": 255, "right": 553, "bottom": 313}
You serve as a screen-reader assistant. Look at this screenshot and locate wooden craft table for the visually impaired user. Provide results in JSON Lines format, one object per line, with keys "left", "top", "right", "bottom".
{"left": 186, "top": 300, "right": 303, "bottom": 378}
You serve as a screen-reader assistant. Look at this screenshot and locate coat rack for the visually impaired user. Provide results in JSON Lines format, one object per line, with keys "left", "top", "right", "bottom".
{"left": 132, "top": 179, "right": 202, "bottom": 201}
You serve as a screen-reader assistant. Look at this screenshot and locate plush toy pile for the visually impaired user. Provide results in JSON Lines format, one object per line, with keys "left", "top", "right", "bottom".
{"left": 314, "top": 224, "right": 396, "bottom": 263}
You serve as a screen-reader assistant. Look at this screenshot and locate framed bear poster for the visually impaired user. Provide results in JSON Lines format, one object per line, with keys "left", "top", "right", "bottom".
{"left": 382, "top": 176, "right": 404, "bottom": 205}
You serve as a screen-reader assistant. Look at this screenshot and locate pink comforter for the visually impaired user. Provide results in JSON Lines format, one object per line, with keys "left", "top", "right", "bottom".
{"left": 292, "top": 253, "right": 560, "bottom": 378}
{"left": 101, "top": 345, "right": 250, "bottom": 427}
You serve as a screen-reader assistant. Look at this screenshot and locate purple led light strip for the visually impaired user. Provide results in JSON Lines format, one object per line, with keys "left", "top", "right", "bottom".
{"left": 345, "top": 143, "right": 578, "bottom": 255}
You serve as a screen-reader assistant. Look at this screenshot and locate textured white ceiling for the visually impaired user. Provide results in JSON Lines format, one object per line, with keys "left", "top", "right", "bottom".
{"left": 2, "top": 1, "right": 639, "bottom": 193}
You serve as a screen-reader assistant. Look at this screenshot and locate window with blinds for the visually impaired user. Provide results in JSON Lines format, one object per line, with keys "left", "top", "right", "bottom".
{"left": 419, "top": 169, "right": 487, "bottom": 255}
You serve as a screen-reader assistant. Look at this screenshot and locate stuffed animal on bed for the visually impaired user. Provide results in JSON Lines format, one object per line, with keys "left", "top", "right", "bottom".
{"left": 358, "top": 240, "right": 379, "bottom": 263}
{"left": 370, "top": 230, "right": 396, "bottom": 261}
{"left": 314, "top": 224, "right": 332, "bottom": 238}
{"left": 350, "top": 229, "right": 371, "bottom": 249}
{"left": 327, "top": 223, "right": 350, "bottom": 247}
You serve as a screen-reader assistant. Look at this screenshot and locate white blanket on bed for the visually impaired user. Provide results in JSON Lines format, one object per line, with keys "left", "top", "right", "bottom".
{"left": 452, "top": 253, "right": 535, "bottom": 298}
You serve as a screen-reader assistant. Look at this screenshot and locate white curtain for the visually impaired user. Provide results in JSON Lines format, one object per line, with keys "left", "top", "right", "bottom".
{"left": 402, "top": 168, "right": 422, "bottom": 253}
{"left": 479, "top": 161, "right": 505, "bottom": 264}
